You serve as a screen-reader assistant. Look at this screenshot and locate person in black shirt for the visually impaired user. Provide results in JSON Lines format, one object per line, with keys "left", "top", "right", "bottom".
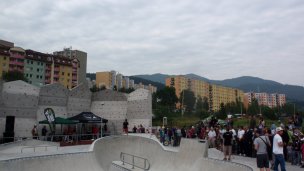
{"left": 123, "top": 119, "right": 129, "bottom": 135}
{"left": 223, "top": 126, "right": 233, "bottom": 161}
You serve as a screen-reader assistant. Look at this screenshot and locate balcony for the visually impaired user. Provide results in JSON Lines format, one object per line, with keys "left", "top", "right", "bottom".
{"left": 10, "top": 53, "right": 25, "bottom": 59}
{"left": 72, "top": 76, "right": 77, "bottom": 80}
{"left": 45, "top": 72, "right": 51, "bottom": 77}
{"left": 54, "top": 67, "right": 60, "bottom": 72}
{"left": 9, "top": 60, "right": 24, "bottom": 66}
{"left": 9, "top": 67, "right": 24, "bottom": 73}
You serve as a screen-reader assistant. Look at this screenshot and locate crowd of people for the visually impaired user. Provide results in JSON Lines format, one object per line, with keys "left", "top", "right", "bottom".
{"left": 155, "top": 113, "right": 304, "bottom": 170}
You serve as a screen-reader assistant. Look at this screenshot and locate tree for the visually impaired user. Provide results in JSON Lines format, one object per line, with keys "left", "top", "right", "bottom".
{"left": 196, "top": 96, "right": 209, "bottom": 119}
{"left": 180, "top": 89, "right": 196, "bottom": 113}
{"left": 217, "top": 103, "right": 226, "bottom": 119}
{"left": 155, "top": 86, "right": 178, "bottom": 112}
{"left": 202, "top": 97, "right": 209, "bottom": 111}
{"left": 2, "top": 71, "right": 28, "bottom": 82}
{"left": 90, "top": 85, "right": 106, "bottom": 92}
{"left": 247, "top": 99, "right": 259, "bottom": 115}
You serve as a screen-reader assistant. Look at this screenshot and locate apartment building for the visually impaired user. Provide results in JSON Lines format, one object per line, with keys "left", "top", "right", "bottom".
{"left": 244, "top": 92, "right": 286, "bottom": 109}
{"left": 0, "top": 40, "right": 84, "bottom": 89}
{"left": 96, "top": 71, "right": 116, "bottom": 89}
{"left": 166, "top": 76, "right": 244, "bottom": 112}
{"left": 0, "top": 45, "right": 10, "bottom": 79}
{"left": 95, "top": 70, "right": 157, "bottom": 93}
{"left": 53, "top": 47, "right": 87, "bottom": 84}
{"left": 165, "top": 76, "right": 191, "bottom": 98}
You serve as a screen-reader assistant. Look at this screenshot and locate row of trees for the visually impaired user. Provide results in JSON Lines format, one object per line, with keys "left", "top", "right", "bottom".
{"left": 153, "top": 86, "right": 301, "bottom": 120}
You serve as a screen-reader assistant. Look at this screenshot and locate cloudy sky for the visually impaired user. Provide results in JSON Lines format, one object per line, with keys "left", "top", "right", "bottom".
{"left": 1, "top": 0, "right": 304, "bottom": 86}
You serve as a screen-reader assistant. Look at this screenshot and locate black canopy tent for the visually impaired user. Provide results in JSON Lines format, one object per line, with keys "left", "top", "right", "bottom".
{"left": 68, "top": 112, "right": 108, "bottom": 123}
{"left": 68, "top": 112, "right": 108, "bottom": 138}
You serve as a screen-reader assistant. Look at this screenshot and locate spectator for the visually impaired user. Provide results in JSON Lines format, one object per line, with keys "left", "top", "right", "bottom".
{"left": 31, "top": 125, "right": 38, "bottom": 139}
{"left": 132, "top": 125, "right": 137, "bottom": 133}
{"left": 291, "top": 135, "right": 301, "bottom": 165}
{"left": 237, "top": 126, "right": 245, "bottom": 156}
{"left": 273, "top": 127, "right": 286, "bottom": 171}
{"left": 223, "top": 126, "right": 233, "bottom": 161}
{"left": 208, "top": 127, "right": 216, "bottom": 148}
{"left": 254, "top": 129, "right": 271, "bottom": 171}
{"left": 41, "top": 125, "right": 48, "bottom": 141}
{"left": 123, "top": 119, "right": 129, "bottom": 135}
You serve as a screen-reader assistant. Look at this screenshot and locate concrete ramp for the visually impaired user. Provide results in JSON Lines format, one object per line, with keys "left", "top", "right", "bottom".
{"left": 0, "top": 135, "right": 253, "bottom": 171}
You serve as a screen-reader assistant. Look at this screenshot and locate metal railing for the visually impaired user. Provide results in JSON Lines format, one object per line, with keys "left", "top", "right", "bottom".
{"left": 120, "top": 152, "right": 150, "bottom": 170}
{"left": 21, "top": 145, "right": 58, "bottom": 153}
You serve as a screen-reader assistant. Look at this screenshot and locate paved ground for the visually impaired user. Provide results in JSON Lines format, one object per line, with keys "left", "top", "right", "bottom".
{"left": 1, "top": 135, "right": 300, "bottom": 171}
{"left": 208, "top": 148, "right": 303, "bottom": 171}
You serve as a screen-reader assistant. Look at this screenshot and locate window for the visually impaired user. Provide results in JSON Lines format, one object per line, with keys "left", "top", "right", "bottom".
{"left": 62, "top": 72, "right": 64, "bottom": 75}
{"left": 40, "top": 76, "right": 42, "bottom": 79}
{"left": 27, "top": 60, "right": 29, "bottom": 64}
{"left": 37, "top": 62, "right": 40, "bottom": 65}
{"left": 31, "top": 61, "right": 33, "bottom": 64}
{"left": 67, "top": 73, "right": 70, "bottom": 76}
{"left": 26, "top": 74, "right": 28, "bottom": 77}
{"left": 4, "top": 56, "right": 6, "bottom": 60}
{"left": 30, "top": 74, "right": 32, "bottom": 78}
{"left": 36, "top": 75, "right": 39, "bottom": 79}
{"left": 37, "top": 68, "right": 39, "bottom": 72}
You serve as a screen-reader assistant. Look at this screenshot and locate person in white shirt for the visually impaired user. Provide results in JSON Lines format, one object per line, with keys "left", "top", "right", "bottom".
{"left": 273, "top": 127, "right": 286, "bottom": 171}
{"left": 237, "top": 126, "right": 245, "bottom": 155}
{"left": 208, "top": 127, "right": 216, "bottom": 148}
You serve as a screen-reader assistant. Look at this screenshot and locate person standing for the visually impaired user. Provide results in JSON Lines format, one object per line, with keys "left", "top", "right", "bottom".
{"left": 123, "top": 119, "right": 129, "bottom": 135}
{"left": 31, "top": 125, "right": 38, "bottom": 139}
{"left": 254, "top": 129, "right": 271, "bottom": 171}
{"left": 223, "top": 126, "right": 233, "bottom": 161}
{"left": 273, "top": 127, "right": 286, "bottom": 171}
{"left": 41, "top": 125, "right": 48, "bottom": 141}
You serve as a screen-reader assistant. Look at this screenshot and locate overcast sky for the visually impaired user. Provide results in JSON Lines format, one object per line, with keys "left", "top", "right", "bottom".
{"left": 1, "top": 0, "right": 304, "bottom": 86}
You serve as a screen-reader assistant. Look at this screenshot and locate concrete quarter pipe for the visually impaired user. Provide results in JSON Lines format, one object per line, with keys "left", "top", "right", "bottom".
{"left": 0, "top": 135, "right": 253, "bottom": 171}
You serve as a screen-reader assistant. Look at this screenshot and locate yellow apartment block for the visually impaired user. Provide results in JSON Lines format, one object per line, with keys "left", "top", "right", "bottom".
{"left": 0, "top": 47, "right": 10, "bottom": 79}
{"left": 165, "top": 76, "right": 190, "bottom": 98}
{"left": 96, "top": 71, "right": 113, "bottom": 89}
{"left": 59, "top": 65, "right": 72, "bottom": 89}
{"left": 166, "top": 76, "right": 244, "bottom": 112}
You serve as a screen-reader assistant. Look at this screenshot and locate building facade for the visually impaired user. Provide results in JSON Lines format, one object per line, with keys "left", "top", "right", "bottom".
{"left": 0, "top": 40, "right": 84, "bottom": 89}
{"left": 166, "top": 76, "right": 244, "bottom": 112}
{"left": 53, "top": 48, "right": 87, "bottom": 85}
{"left": 244, "top": 92, "right": 286, "bottom": 109}
{"left": 0, "top": 46, "right": 10, "bottom": 79}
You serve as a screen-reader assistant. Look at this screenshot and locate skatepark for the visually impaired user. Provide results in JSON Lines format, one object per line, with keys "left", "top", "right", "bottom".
{"left": 0, "top": 134, "right": 253, "bottom": 171}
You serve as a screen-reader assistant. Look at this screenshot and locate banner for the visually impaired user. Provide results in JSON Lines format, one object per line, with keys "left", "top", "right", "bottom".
{"left": 44, "top": 108, "right": 56, "bottom": 134}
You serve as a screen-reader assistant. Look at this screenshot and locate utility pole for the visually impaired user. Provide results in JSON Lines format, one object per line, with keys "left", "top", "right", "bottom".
{"left": 181, "top": 90, "right": 184, "bottom": 117}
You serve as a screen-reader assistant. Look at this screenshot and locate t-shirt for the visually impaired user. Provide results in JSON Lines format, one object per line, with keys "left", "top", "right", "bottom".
{"left": 254, "top": 136, "right": 270, "bottom": 154}
{"left": 273, "top": 134, "right": 283, "bottom": 154}
{"left": 208, "top": 130, "right": 216, "bottom": 138}
{"left": 237, "top": 129, "right": 245, "bottom": 139}
{"left": 223, "top": 131, "right": 233, "bottom": 146}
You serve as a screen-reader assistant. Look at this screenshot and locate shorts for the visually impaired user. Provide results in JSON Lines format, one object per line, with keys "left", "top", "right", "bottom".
{"left": 223, "top": 145, "right": 232, "bottom": 155}
{"left": 256, "top": 154, "right": 269, "bottom": 168}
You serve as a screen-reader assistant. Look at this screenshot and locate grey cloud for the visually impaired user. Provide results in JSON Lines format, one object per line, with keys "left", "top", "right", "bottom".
{"left": 1, "top": 0, "right": 304, "bottom": 85}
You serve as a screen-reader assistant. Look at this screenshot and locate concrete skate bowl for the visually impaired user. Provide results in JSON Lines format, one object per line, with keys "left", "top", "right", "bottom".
{"left": 0, "top": 135, "right": 253, "bottom": 171}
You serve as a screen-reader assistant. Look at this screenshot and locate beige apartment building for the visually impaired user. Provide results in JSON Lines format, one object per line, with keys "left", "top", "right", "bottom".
{"left": 96, "top": 71, "right": 116, "bottom": 89}
{"left": 166, "top": 76, "right": 244, "bottom": 112}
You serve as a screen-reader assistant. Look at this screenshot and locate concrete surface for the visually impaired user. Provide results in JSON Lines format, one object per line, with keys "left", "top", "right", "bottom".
{"left": 0, "top": 135, "right": 255, "bottom": 171}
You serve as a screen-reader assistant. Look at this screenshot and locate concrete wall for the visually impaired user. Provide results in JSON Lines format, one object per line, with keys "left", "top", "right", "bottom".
{"left": 67, "top": 83, "right": 91, "bottom": 117}
{"left": 38, "top": 83, "right": 69, "bottom": 106}
{"left": 0, "top": 81, "right": 153, "bottom": 137}
{"left": 91, "top": 90, "right": 128, "bottom": 134}
{"left": 127, "top": 89, "right": 152, "bottom": 130}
